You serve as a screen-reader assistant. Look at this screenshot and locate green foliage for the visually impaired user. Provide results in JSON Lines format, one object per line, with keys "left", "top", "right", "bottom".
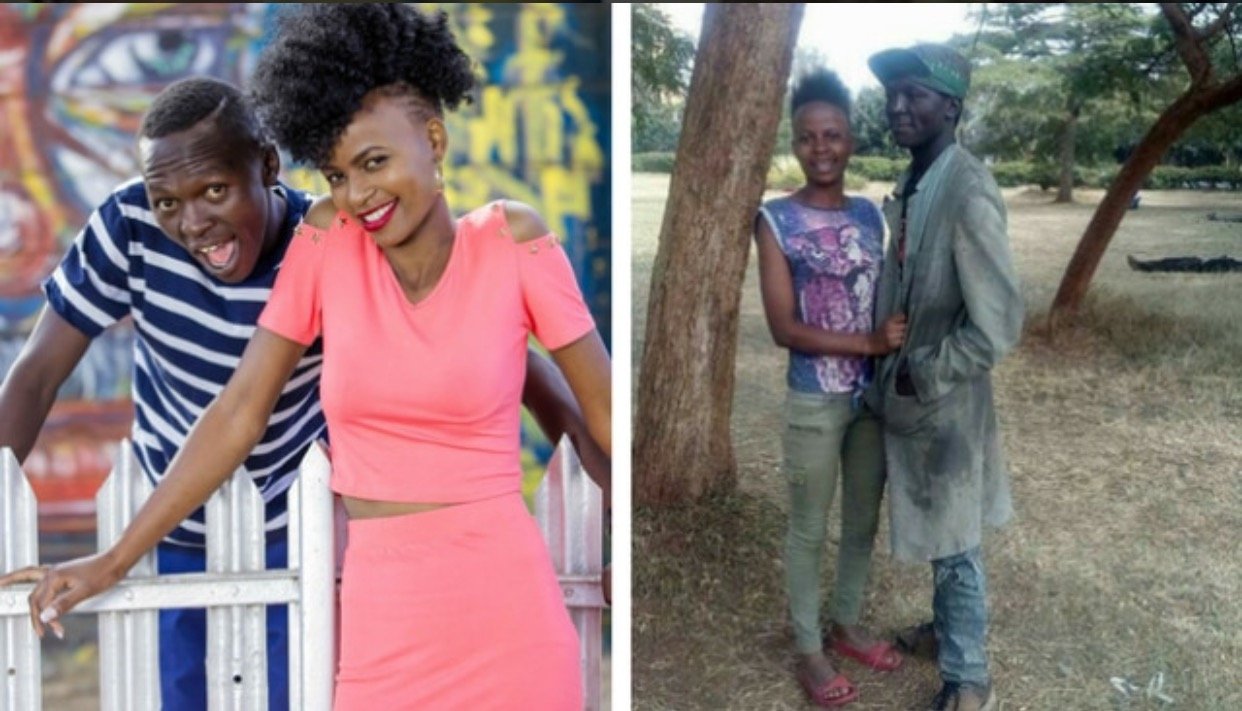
{"left": 962, "top": 161, "right": 1241, "bottom": 190}
{"left": 852, "top": 86, "right": 904, "bottom": 158}
{"left": 960, "top": 3, "right": 1158, "bottom": 171}
{"left": 989, "top": 161, "right": 1042, "bottom": 187}
{"left": 632, "top": 3, "right": 1242, "bottom": 185}
{"left": 635, "top": 102, "right": 685, "bottom": 154}
{"left": 844, "top": 172, "right": 869, "bottom": 191}
{"left": 1172, "top": 102, "right": 1242, "bottom": 166}
{"left": 964, "top": 55, "right": 1064, "bottom": 160}
{"left": 765, "top": 156, "right": 803, "bottom": 191}
{"left": 847, "top": 156, "right": 905, "bottom": 182}
{"left": 633, "top": 4, "right": 695, "bottom": 153}
{"left": 632, "top": 4, "right": 694, "bottom": 100}
{"left": 1145, "top": 165, "right": 1242, "bottom": 190}
{"left": 951, "top": 3, "right": 1242, "bottom": 197}
{"left": 632, "top": 152, "right": 677, "bottom": 173}
{"left": 764, "top": 155, "right": 883, "bottom": 192}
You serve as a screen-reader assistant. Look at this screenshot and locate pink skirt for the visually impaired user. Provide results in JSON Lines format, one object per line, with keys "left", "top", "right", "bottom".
{"left": 334, "top": 493, "right": 582, "bottom": 710}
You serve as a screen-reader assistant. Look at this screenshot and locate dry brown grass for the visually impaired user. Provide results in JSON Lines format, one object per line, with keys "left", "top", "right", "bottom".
{"left": 633, "top": 174, "right": 1242, "bottom": 710}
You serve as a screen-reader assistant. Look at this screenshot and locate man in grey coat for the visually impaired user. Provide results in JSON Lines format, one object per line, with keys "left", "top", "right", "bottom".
{"left": 865, "top": 44, "right": 1024, "bottom": 711}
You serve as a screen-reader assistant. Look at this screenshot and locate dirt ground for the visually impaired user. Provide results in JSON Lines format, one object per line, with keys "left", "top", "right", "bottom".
{"left": 633, "top": 173, "right": 1242, "bottom": 710}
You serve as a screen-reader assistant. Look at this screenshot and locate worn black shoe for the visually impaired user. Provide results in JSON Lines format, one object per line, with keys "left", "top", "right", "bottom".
{"left": 929, "top": 682, "right": 959, "bottom": 711}
{"left": 957, "top": 683, "right": 996, "bottom": 711}
{"left": 894, "top": 620, "right": 937, "bottom": 660}
{"left": 930, "top": 682, "right": 996, "bottom": 711}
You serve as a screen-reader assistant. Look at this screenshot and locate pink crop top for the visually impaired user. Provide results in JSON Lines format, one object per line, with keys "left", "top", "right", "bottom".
{"left": 258, "top": 201, "right": 597, "bottom": 503}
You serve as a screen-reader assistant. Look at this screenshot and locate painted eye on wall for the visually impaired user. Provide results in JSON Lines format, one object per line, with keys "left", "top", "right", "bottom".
{"left": 30, "top": 10, "right": 257, "bottom": 215}
{"left": 52, "top": 27, "right": 224, "bottom": 91}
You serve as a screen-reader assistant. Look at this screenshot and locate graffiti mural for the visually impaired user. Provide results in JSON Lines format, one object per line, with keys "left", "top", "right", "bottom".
{"left": 0, "top": 3, "right": 611, "bottom": 518}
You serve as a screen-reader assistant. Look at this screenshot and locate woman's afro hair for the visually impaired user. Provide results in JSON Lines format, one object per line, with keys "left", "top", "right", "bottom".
{"left": 249, "top": 4, "right": 477, "bottom": 166}
{"left": 790, "top": 67, "right": 851, "bottom": 121}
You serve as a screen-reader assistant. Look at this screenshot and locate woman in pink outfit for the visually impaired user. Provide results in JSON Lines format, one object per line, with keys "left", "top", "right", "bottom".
{"left": 11, "top": 5, "right": 610, "bottom": 709}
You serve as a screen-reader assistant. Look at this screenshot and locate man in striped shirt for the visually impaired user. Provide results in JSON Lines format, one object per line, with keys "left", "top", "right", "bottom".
{"left": 0, "top": 77, "right": 602, "bottom": 711}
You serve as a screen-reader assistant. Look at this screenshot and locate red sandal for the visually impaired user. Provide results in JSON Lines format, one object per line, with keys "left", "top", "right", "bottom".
{"left": 797, "top": 669, "right": 859, "bottom": 708}
{"left": 831, "top": 637, "right": 904, "bottom": 672}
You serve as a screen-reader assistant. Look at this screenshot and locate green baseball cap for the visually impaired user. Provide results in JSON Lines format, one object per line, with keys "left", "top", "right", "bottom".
{"left": 868, "top": 43, "right": 971, "bottom": 99}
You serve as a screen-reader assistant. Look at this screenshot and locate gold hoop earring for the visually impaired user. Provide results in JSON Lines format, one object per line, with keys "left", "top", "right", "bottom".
{"left": 435, "top": 164, "right": 445, "bottom": 194}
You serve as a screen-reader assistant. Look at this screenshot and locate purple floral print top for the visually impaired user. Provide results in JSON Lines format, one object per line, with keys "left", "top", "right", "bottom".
{"left": 759, "top": 195, "right": 884, "bottom": 394}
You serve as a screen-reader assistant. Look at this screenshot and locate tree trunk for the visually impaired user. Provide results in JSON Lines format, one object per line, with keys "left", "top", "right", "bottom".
{"left": 1055, "top": 103, "right": 1080, "bottom": 203}
{"left": 1049, "top": 79, "right": 1242, "bottom": 329}
{"left": 634, "top": 3, "right": 804, "bottom": 506}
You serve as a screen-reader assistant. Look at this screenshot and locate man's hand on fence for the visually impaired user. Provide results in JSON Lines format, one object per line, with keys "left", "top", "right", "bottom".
{"left": 0, "top": 552, "right": 123, "bottom": 640}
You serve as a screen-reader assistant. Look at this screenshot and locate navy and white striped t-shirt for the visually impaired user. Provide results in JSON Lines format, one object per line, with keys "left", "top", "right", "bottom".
{"left": 43, "top": 178, "right": 326, "bottom": 547}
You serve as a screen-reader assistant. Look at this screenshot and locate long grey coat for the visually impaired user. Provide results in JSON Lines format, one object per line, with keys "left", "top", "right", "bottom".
{"left": 865, "top": 144, "right": 1024, "bottom": 563}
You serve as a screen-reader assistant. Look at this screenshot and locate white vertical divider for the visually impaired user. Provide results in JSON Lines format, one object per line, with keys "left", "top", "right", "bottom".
{"left": 205, "top": 469, "right": 267, "bottom": 711}
{"left": 533, "top": 436, "right": 606, "bottom": 711}
{"left": 1, "top": 448, "right": 41, "bottom": 711}
{"left": 97, "top": 442, "right": 159, "bottom": 711}
{"left": 287, "top": 442, "right": 334, "bottom": 711}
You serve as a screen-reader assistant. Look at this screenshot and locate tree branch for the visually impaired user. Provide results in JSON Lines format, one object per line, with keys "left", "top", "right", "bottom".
{"left": 1194, "top": 1, "right": 1237, "bottom": 42}
{"left": 1201, "top": 65, "right": 1242, "bottom": 111}
{"left": 1140, "top": 46, "right": 1179, "bottom": 77}
{"left": 1229, "top": 17, "right": 1241, "bottom": 70}
{"left": 1162, "top": 2, "right": 1213, "bottom": 83}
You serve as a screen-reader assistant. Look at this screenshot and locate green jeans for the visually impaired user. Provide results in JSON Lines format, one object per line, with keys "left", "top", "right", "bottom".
{"left": 782, "top": 390, "right": 886, "bottom": 654}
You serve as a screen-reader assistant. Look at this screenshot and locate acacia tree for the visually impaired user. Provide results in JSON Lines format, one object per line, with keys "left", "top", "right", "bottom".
{"left": 634, "top": 3, "right": 804, "bottom": 506}
{"left": 633, "top": 4, "right": 695, "bottom": 153}
{"left": 1050, "top": 2, "right": 1242, "bottom": 327}
{"left": 968, "top": 3, "right": 1152, "bottom": 202}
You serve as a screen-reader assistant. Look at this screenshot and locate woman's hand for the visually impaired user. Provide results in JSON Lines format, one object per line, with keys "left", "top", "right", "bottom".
{"left": 870, "top": 313, "right": 908, "bottom": 354}
{"left": 0, "top": 551, "right": 124, "bottom": 639}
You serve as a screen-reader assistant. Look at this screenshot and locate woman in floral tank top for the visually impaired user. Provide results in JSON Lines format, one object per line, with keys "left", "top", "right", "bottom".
{"left": 755, "top": 68, "right": 907, "bottom": 708}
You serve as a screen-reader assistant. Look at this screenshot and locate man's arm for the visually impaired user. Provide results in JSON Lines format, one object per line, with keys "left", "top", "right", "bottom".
{"left": 2, "top": 327, "right": 307, "bottom": 637}
{"left": 0, "top": 307, "right": 92, "bottom": 461}
{"left": 521, "top": 347, "right": 610, "bottom": 504}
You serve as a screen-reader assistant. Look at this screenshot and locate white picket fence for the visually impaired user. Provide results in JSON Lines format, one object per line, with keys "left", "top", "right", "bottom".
{"left": 0, "top": 437, "right": 604, "bottom": 710}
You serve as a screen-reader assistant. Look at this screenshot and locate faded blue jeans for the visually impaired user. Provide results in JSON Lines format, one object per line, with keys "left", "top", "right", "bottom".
{"left": 158, "top": 538, "right": 290, "bottom": 711}
{"left": 932, "top": 546, "right": 990, "bottom": 688}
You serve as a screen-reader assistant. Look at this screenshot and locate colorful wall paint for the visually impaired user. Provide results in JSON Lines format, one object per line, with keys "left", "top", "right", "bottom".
{"left": 0, "top": 3, "right": 610, "bottom": 513}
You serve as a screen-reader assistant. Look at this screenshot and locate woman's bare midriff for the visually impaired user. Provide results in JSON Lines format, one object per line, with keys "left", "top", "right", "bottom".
{"left": 341, "top": 495, "right": 457, "bottom": 520}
